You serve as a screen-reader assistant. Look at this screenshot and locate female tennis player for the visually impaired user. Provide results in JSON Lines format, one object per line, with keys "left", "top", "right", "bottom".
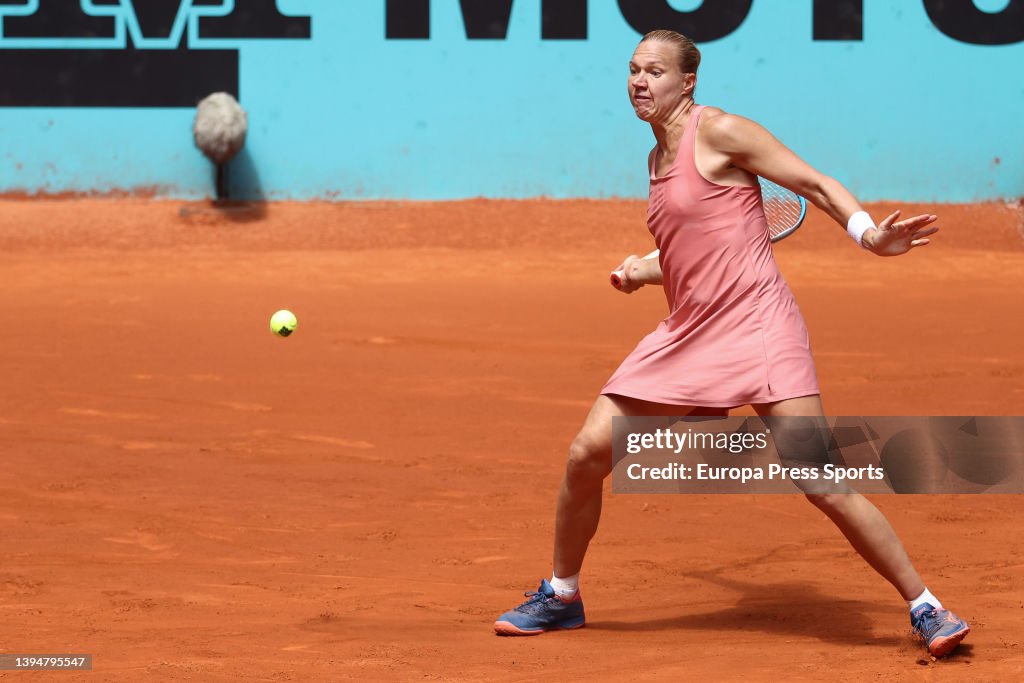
{"left": 494, "top": 30, "right": 969, "bottom": 658}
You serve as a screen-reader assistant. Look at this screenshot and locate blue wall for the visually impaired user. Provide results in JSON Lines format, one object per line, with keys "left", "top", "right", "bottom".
{"left": 1, "top": 1, "right": 1022, "bottom": 201}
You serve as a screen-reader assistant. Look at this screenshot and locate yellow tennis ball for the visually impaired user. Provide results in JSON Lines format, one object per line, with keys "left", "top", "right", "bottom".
{"left": 270, "top": 309, "right": 297, "bottom": 337}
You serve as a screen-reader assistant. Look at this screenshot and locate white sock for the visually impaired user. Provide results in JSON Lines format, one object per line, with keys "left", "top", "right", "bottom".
{"left": 908, "top": 587, "right": 942, "bottom": 611}
{"left": 550, "top": 573, "right": 579, "bottom": 600}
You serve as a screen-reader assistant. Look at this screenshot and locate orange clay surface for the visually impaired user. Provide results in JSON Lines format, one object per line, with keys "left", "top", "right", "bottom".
{"left": 1, "top": 198, "right": 1023, "bottom": 681}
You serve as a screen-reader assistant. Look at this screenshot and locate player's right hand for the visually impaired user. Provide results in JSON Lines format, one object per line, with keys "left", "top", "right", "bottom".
{"left": 610, "top": 254, "right": 645, "bottom": 293}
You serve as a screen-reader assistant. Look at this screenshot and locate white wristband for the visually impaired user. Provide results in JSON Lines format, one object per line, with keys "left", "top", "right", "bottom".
{"left": 846, "top": 211, "right": 875, "bottom": 247}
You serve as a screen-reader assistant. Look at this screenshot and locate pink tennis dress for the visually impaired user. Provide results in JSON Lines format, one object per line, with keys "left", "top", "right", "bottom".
{"left": 601, "top": 105, "right": 819, "bottom": 408}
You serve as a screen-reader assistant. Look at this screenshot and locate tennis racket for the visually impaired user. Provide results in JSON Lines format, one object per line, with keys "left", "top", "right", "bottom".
{"left": 610, "top": 178, "right": 807, "bottom": 290}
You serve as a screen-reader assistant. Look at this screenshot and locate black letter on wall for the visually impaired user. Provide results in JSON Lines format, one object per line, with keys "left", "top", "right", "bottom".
{"left": 128, "top": 0, "right": 186, "bottom": 42}
{"left": 543, "top": 0, "right": 587, "bottom": 39}
{"left": 386, "top": 0, "right": 429, "bottom": 39}
{"left": 617, "top": 0, "right": 753, "bottom": 42}
{"left": 813, "top": 0, "right": 862, "bottom": 40}
{"left": 196, "top": 0, "right": 311, "bottom": 39}
{"left": 923, "top": 0, "right": 1024, "bottom": 45}
{"left": 385, "top": 0, "right": 587, "bottom": 40}
{"left": 459, "top": 0, "right": 514, "bottom": 39}
{"left": 3, "top": 0, "right": 116, "bottom": 38}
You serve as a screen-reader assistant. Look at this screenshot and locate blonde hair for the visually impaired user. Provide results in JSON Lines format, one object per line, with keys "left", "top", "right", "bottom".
{"left": 640, "top": 30, "right": 701, "bottom": 95}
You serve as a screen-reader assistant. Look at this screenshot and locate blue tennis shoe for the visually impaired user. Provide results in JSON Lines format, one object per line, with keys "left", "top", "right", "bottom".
{"left": 494, "top": 579, "right": 585, "bottom": 636}
{"left": 911, "top": 602, "right": 970, "bottom": 657}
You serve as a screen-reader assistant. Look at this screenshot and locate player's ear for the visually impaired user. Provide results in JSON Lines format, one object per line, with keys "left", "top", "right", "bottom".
{"left": 682, "top": 72, "right": 696, "bottom": 96}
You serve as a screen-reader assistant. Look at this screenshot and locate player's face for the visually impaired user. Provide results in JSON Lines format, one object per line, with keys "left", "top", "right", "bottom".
{"left": 628, "top": 41, "right": 694, "bottom": 122}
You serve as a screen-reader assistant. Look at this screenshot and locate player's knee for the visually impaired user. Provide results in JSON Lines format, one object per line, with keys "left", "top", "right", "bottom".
{"left": 565, "top": 435, "right": 612, "bottom": 486}
{"left": 804, "top": 492, "right": 845, "bottom": 513}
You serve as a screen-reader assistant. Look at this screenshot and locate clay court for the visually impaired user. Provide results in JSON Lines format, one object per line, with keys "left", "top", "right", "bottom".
{"left": 1, "top": 198, "right": 1022, "bottom": 680}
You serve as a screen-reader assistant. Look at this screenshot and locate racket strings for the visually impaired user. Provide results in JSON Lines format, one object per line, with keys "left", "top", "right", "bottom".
{"left": 758, "top": 179, "right": 805, "bottom": 240}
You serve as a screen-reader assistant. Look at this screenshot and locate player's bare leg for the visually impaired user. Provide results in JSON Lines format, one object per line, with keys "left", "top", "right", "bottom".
{"left": 495, "top": 394, "right": 709, "bottom": 635}
{"left": 551, "top": 394, "right": 623, "bottom": 579}
{"left": 554, "top": 395, "right": 713, "bottom": 577}
{"left": 754, "top": 394, "right": 969, "bottom": 656}
{"left": 754, "top": 395, "right": 924, "bottom": 597}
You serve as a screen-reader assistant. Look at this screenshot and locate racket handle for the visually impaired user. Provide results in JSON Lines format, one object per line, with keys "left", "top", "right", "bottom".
{"left": 609, "top": 250, "right": 660, "bottom": 290}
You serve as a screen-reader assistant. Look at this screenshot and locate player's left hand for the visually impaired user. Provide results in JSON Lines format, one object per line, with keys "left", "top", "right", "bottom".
{"left": 863, "top": 210, "right": 939, "bottom": 257}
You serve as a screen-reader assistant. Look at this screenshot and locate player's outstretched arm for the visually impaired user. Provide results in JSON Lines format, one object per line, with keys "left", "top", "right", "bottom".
{"left": 704, "top": 113, "right": 939, "bottom": 257}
